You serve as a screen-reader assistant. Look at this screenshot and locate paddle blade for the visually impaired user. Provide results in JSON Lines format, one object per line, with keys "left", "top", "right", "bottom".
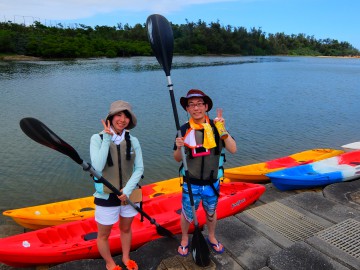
{"left": 20, "top": 117, "right": 83, "bottom": 164}
{"left": 156, "top": 224, "right": 176, "bottom": 239}
{"left": 191, "top": 226, "right": 211, "bottom": 267}
{"left": 146, "top": 14, "right": 174, "bottom": 76}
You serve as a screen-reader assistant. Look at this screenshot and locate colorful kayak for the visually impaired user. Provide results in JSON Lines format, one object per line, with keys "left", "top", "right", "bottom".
{"left": 267, "top": 150, "right": 360, "bottom": 191}
{"left": 3, "top": 177, "right": 184, "bottom": 230}
{"left": 341, "top": 141, "right": 360, "bottom": 152}
{"left": 224, "top": 148, "right": 344, "bottom": 182}
{"left": 0, "top": 182, "right": 265, "bottom": 268}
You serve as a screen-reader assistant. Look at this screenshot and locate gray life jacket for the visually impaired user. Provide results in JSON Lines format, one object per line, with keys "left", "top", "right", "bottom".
{"left": 179, "top": 121, "right": 225, "bottom": 185}
{"left": 100, "top": 132, "right": 135, "bottom": 193}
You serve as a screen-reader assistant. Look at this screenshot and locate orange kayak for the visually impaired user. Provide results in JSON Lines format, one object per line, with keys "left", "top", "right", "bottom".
{"left": 3, "top": 177, "right": 183, "bottom": 230}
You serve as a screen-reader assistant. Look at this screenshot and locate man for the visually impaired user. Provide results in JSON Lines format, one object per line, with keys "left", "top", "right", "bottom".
{"left": 173, "top": 89, "right": 237, "bottom": 256}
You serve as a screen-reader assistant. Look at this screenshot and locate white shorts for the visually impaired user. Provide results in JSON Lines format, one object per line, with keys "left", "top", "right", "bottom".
{"left": 95, "top": 204, "right": 139, "bottom": 225}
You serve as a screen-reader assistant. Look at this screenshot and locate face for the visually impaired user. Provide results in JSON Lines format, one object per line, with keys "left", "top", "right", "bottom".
{"left": 111, "top": 111, "right": 130, "bottom": 134}
{"left": 186, "top": 97, "right": 208, "bottom": 123}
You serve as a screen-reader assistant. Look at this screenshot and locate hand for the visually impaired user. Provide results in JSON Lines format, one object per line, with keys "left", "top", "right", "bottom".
{"left": 175, "top": 137, "right": 185, "bottom": 148}
{"left": 117, "top": 189, "right": 127, "bottom": 202}
{"left": 214, "top": 108, "right": 225, "bottom": 124}
{"left": 214, "top": 108, "right": 229, "bottom": 140}
{"left": 101, "top": 119, "right": 114, "bottom": 135}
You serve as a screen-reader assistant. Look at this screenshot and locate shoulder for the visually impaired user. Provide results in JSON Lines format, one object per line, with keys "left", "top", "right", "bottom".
{"left": 129, "top": 134, "right": 140, "bottom": 144}
{"left": 180, "top": 122, "right": 190, "bottom": 129}
{"left": 180, "top": 122, "right": 190, "bottom": 136}
{"left": 91, "top": 132, "right": 110, "bottom": 143}
{"left": 91, "top": 133, "right": 101, "bottom": 141}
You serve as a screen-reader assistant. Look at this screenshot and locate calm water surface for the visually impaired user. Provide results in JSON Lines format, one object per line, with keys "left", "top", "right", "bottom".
{"left": 0, "top": 56, "right": 359, "bottom": 216}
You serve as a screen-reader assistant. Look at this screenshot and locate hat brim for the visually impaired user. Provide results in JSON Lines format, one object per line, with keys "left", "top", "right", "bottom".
{"left": 180, "top": 96, "right": 213, "bottom": 112}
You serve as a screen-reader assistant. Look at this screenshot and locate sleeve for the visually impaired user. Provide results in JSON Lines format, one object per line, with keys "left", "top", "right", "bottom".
{"left": 90, "top": 133, "right": 111, "bottom": 174}
{"left": 122, "top": 136, "right": 144, "bottom": 198}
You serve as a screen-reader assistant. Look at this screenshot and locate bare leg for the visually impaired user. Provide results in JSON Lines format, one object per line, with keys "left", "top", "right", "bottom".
{"left": 120, "top": 216, "right": 138, "bottom": 270}
{"left": 206, "top": 212, "right": 223, "bottom": 252}
{"left": 97, "top": 222, "right": 117, "bottom": 270}
{"left": 178, "top": 212, "right": 190, "bottom": 255}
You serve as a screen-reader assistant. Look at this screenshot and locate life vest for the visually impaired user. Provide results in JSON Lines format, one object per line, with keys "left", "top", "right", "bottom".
{"left": 179, "top": 120, "right": 226, "bottom": 185}
{"left": 100, "top": 132, "right": 135, "bottom": 194}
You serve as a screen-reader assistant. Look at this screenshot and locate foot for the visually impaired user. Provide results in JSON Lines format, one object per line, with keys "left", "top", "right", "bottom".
{"left": 177, "top": 243, "right": 189, "bottom": 256}
{"left": 123, "top": 259, "right": 138, "bottom": 270}
{"left": 107, "top": 265, "right": 122, "bottom": 270}
{"left": 207, "top": 237, "right": 225, "bottom": 254}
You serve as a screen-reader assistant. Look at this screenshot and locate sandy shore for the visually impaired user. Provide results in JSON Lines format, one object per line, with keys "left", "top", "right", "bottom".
{"left": 0, "top": 55, "right": 42, "bottom": 61}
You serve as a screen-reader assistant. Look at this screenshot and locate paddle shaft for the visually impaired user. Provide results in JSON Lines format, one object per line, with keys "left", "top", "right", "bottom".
{"left": 146, "top": 14, "right": 210, "bottom": 266}
{"left": 166, "top": 76, "right": 200, "bottom": 227}
{"left": 81, "top": 161, "right": 163, "bottom": 226}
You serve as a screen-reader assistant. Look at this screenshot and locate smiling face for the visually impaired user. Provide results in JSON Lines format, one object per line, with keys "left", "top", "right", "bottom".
{"left": 111, "top": 111, "right": 130, "bottom": 134}
{"left": 186, "top": 97, "right": 209, "bottom": 123}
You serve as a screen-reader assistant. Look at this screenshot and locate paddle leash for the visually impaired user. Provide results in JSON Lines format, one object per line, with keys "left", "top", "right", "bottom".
{"left": 19, "top": 117, "right": 175, "bottom": 238}
{"left": 146, "top": 14, "right": 211, "bottom": 266}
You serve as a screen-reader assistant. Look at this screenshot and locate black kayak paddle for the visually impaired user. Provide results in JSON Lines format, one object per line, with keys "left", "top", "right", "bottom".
{"left": 146, "top": 14, "right": 211, "bottom": 267}
{"left": 19, "top": 117, "right": 175, "bottom": 239}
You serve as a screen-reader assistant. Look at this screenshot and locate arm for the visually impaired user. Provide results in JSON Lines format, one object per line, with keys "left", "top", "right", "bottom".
{"left": 90, "top": 133, "right": 111, "bottom": 173}
{"left": 122, "top": 136, "right": 144, "bottom": 198}
{"left": 214, "top": 109, "right": 237, "bottom": 154}
{"left": 224, "top": 134, "right": 237, "bottom": 154}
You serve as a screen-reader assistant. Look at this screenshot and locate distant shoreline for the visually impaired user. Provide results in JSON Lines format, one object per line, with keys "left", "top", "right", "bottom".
{"left": 1, "top": 54, "right": 359, "bottom": 61}
{"left": 317, "top": 55, "right": 360, "bottom": 59}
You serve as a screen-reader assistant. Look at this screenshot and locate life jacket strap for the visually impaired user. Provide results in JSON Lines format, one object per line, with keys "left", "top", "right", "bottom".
{"left": 125, "top": 131, "right": 131, "bottom": 160}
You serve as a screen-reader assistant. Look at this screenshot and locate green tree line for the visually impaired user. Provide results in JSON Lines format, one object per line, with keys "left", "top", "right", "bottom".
{"left": 0, "top": 20, "right": 359, "bottom": 58}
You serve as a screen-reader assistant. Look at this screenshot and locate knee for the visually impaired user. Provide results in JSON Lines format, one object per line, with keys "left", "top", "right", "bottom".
{"left": 97, "top": 232, "right": 110, "bottom": 241}
{"left": 120, "top": 225, "right": 132, "bottom": 234}
{"left": 121, "top": 227, "right": 131, "bottom": 234}
{"left": 206, "top": 212, "right": 215, "bottom": 222}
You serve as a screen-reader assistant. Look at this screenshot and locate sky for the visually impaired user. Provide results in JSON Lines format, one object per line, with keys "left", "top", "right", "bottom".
{"left": 1, "top": 0, "right": 359, "bottom": 50}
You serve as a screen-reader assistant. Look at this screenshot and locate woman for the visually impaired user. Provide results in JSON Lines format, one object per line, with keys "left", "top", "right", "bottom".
{"left": 90, "top": 100, "right": 143, "bottom": 270}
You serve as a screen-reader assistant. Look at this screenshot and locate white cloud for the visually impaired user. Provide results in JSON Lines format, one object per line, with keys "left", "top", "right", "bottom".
{"left": 0, "top": 0, "right": 240, "bottom": 21}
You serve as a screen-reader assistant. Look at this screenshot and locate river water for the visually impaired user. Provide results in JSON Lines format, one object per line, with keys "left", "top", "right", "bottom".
{"left": 0, "top": 56, "right": 359, "bottom": 215}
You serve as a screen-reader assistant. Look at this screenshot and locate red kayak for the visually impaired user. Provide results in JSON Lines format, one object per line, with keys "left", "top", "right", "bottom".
{"left": 0, "top": 182, "right": 265, "bottom": 267}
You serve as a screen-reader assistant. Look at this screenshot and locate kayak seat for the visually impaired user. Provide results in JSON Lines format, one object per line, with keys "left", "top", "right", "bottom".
{"left": 84, "top": 232, "right": 98, "bottom": 241}
{"left": 37, "top": 229, "right": 63, "bottom": 244}
{"left": 36, "top": 231, "right": 52, "bottom": 244}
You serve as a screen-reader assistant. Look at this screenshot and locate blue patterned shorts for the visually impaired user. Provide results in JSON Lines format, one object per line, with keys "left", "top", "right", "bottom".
{"left": 181, "top": 180, "right": 220, "bottom": 222}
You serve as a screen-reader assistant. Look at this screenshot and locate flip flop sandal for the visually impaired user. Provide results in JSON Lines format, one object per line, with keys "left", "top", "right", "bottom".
{"left": 124, "top": 259, "right": 138, "bottom": 270}
{"left": 177, "top": 244, "right": 189, "bottom": 256}
{"left": 207, "top": 238, "right": 225, "bottom": 254}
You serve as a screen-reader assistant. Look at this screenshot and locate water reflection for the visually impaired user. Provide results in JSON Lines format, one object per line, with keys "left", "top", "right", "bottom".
{"left": 0, "top": 55, "right": 291, "bottom": 79}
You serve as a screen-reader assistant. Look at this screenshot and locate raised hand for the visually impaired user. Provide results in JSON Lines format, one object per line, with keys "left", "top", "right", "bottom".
{"left": 215, "top": 108, "right": 225, "bottom": 123}
{"left": 101, "top": 119, "right": 114, "bottom": 135}
{"left": 214, "top": 108, "right": 228, "bottom": 139}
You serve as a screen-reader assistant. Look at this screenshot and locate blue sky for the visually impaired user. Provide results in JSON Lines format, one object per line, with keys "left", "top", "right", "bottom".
{"left": 2, "top": 0, "right": 359, "bottom": 50}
